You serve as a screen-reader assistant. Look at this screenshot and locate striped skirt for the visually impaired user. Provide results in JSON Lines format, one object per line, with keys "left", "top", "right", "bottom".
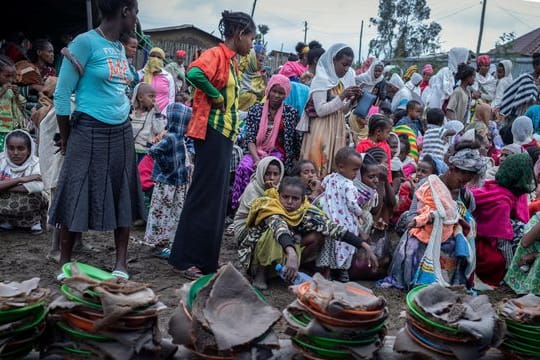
{"left": 48, "top": 112, "right": 146, "bottom": 232}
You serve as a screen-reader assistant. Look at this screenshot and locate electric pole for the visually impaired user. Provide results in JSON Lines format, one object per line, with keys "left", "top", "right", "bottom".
{"left": 303, "top": 21, "right": 308, "bottom": 44}
{"left": 358, "top": 20, "right": 364, "bottom": 63}
{"left": 476, "top": 0, "right": 487, "bottom": 55}
{"left": 251, "top": 0, "right": 257, "bottom": 18}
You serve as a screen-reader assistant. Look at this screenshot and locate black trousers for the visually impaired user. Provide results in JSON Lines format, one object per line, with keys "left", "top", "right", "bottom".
{"left": 169, "top": 127, "right": 233, "bottom": 273}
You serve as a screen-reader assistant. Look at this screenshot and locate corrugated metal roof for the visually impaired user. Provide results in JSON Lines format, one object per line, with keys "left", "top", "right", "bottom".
{"left": 489, "top": 27, "right": 540, "bottom": 56}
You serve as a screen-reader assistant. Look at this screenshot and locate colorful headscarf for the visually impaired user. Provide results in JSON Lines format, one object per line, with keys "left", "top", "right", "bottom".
{"left": 495, "top": 153, "right": 535, "bottom": 195}
{"left": 256, "top": 74, "right": 292, "bottom": 155}
{"left": 422, "top": 64, "right": 434, "bottom": 75}
{"left": 393, "top": 124, "right": 418, "bottom": 161}
{"left": 477, "top": 55, "right": 491, "bottom": 66}
{"left": 403, "top": 65, "right": 418, "bottom": 82}
{"left": 449, "top": 148, "right": 486, "bottom": 173}
{"left": 143, "top": 47, "right": 166, "bottom": 84}
{"left": 239, "top": 48, "right": 266, "bottom": 94}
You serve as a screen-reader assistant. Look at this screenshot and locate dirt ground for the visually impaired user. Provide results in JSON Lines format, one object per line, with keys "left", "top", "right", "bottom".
{"left": 1, "top": 226, "right": 513, "bottom": 339}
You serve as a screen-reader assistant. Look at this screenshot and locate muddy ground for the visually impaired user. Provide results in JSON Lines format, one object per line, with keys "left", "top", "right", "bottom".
{"left": 1, "top": 226, "right": 512, "bottom": 338}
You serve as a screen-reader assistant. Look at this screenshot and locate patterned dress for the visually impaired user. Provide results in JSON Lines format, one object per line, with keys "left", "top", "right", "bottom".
{"left": 315, "top": 173, "right": 364, "bottom": 270}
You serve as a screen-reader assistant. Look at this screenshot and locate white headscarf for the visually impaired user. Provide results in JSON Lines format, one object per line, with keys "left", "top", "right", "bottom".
{"left": 309, "top": 43, "right": 355, "bottom": 95}
{"left": 355, "top": 59, "right": 384, "bottom": 91}
{"left": 512, "top": 116, "right": 534, "bottom": 145}
{"left": 388, "top": 73, "right": 404, "bottom": 90}
{"left": 448, "top": 47, "right": 470, "bottom": 74}
{"left": 0, "top": 129, "right": 38, "bottom": 176}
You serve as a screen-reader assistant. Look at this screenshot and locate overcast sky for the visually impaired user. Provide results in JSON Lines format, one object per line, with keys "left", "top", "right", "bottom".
{"left": 139, "top": 0, "right": 540, "bottom": 59}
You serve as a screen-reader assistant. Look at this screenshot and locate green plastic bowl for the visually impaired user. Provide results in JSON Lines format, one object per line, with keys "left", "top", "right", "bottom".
{"left": 186, "top": 273, "right": 266, "bottom": 311}
{"left": 506, "top": 322, "right": 540, "bottom": 342}
{"left": 293, "top": 336, "right": 351, "bottom": 359}
{"left": 57, "top": 321, "right": 112, "bottom": 342}
{"left": 62, "top": 262, "right": 115, "bottom": 282}
{"left": 63, "top": 346, "right": 95, "bottom": 357}
{"left": 0, "top": 302, "right": 44, "bottom": 325}
{"left": 503, "top": 339, "right": 540, "bottom": 356}
{"left": 60, "top": 284, "right": 102, "bottom": 310}
{"left": 505, "top": 318, "right": 540, "bottom": 332}
{"left": 406, "top": 285, "right": 461, "bottom": 335}
{"left": 0, "top": 306, "right": 46, "bottom": 338}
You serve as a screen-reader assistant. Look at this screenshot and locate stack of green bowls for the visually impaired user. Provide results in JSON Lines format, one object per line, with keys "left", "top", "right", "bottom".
{"left": 499, "top": 300, "right": 540, "bottom": 358}
{"left": 285, "top": 282, "right": 387, "bottom": 359}
{"left": 51, "top": 262, "right": 158, "bottom": 358}
{"left": 0, "top": 290, "right": 47, "bottom": 359}
{"left": 404, "top": 285, "right": 489, "bottom": 357}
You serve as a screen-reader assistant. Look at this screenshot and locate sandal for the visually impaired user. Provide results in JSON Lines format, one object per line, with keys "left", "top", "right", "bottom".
{"left": 112, "top": 270, "right": 130, "bottom": 280}
{"left": 155, "top": 248, "right": 171, "bottom": 260}
{"left": 173, "top": 266, "right": 203, "bottom": 280}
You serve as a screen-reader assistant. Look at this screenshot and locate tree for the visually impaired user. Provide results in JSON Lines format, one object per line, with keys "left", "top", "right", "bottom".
{"left": 495, "top": 32, "right": 517, "bottom": 47}
{"left": 369, "top": 0, "right": 441, "bottom": 59}
{"left": 256, "top": 24, "right": 270, "bottom": 46}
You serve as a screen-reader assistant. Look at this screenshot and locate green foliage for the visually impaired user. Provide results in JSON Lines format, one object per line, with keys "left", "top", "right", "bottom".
{"left": 256, "top": 24, "right": 270, "bottom": 46}
{"left": 495, "top": 31, "right": 517, "bottom": 47}
{"left": 369, "top": 0, "right": 441, "bottom": 59}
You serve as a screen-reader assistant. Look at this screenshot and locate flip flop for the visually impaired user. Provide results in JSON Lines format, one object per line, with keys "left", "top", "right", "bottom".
{"left": 154, "top": 248, "right": 170, "bottom": 259}
{"left": 173, "top": 266, "right": 203, "bottom": 280}
{"left": 56, "top": 272, "right": 66, "bottom": 282}
{"left": 111, "top": 270, "right": 130, "bottom": 280}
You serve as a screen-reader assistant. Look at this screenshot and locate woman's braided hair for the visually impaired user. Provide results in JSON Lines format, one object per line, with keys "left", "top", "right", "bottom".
{"left": 218, "top": 11, "right": 256, "bottom": 39}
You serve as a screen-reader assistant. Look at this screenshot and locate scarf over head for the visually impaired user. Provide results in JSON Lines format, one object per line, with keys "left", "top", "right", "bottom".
{"left": 0, "top": 129, "right": 38, "bottom": 176}
{"left": 502, "top": 143, "right": 525, "bottom": 156}
{"left": 496, "top": 153, "right": 536, "bottom": 196}
{"left": 449, "top": 148, "right": 486, "bottom": 173}
{"left": 256, "top": 75, "right": 292, "bottom": 155}
{"left": 477, "top": 55, "right": 491, "bottom": 67}
{"left": 355, "top": 59, "right": 384, "bottom": 88}
{"left": 251, "top": 156, "right": 285, "bottom": 196}
{"left": 500, "top": 73, "right": 538, "bottom": 117}
{"left": 512, "top": 116, "right": 534, "bottom": 145}
{"left": 403, "top": 65, "right": 418, "bottom": 82}
{"left": 239, "top": 48, "right": 266, "bottom": 94}
{"left": 422, "top": 64, "right": 434, "bottom": 75}
{"left": 143, "top": 47, "right": 166, "bottom": 84}
{"left": 309, "top": 43, "right": 355, "bottom": 95}
{"left": 448, "top": 47, "right": 470, "bottom": 74}
{"left": 246, "top": 187, "right": 314, "bottom": 228}
{"left": 388, "top": 73, "right": 405, "bottom": 90}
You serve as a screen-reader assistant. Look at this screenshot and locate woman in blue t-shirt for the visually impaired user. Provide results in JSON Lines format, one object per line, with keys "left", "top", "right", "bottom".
{"left": 51, "top": 0, "right": 144, "bottom": 280}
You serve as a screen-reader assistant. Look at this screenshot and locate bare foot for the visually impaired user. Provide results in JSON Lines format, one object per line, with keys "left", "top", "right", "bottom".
{"left": 252, "top": 266, "right": 268, "bottom": 290}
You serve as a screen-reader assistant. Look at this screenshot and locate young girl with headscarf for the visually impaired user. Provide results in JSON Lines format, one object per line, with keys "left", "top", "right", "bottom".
{"left": 299, "top": 43, "right": 362, "bottom": 177}
{"left": 493, "top": 60, "right": 513, "bottom": 108}
{"left": 138, "top": 47, "right": 175, "bottom": 112}
{"left": 355, "top": 59, "right": 384, "bottom": 94}
{"left": 388, "top": 73, "right": 412, "bottom": 112}
{"left": 419, "top": 64, "right": 433, "bottom": 94}
{"left": 473, "top": 55, "right": 496, "bottom": 103}
{"left": 0, "top": 130, "right": 48, "bottom": 234}
{"left": 231, "top": 74, "right": 300, "bottom": 209}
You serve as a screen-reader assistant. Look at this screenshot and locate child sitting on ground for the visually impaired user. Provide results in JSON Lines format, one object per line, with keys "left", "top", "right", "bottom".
{"left": 316, "top": 147, "right": 372, "bottom": 282}
{"left": 233, "top": 157, "right": 284, "bottom": 243}
{"left": 130, "top": 83, "right": 166, "bottom": 163}
{"left": 0, "top": 130, "right": 47, "bottom": 234}
{"left": 143, "top": 103, "right": 191, "bottom": 258}
{"left": 239, "top": 176, "right": 378, "bottom": 290}
{"left": 290, "top": 159, "right": 322, "bottom": 202}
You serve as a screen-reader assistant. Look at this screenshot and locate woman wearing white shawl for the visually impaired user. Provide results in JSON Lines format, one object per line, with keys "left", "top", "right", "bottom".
{"left": 389, "top": 73, "right": 412, "bottom": 112}
{"left": 472, "top": 55, "right": 497, "bottom": 103}
{"left": 405, "top": 72, "right": 423, "bottom": 103}
{"left": 355, "top": 60, "right": 384, "bottom": 93}
{"left": 0, "top": 130, "right": 47, "bottom": 234}
{"left": 423, "top": 47, "right": 470, "bottom": 109}
{"left": 299, "top": 43, "right": 361, "bottom": 177}
{"left": 493, "top": 60, "right": 513, "bottom": 107}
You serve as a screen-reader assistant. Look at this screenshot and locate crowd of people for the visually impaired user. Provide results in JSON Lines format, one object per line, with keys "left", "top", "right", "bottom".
{"left": 1, "top": 0, "right": 540, "bottom": 297}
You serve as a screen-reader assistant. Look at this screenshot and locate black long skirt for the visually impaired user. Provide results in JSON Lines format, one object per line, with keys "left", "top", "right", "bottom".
{"left": 168, "top": 127, "right": 233, "bottom": 273}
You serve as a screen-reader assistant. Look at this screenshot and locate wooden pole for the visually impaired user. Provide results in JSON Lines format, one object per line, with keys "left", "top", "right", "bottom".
{"left": 476, "top": 0, "right": 487, "bottom": 55}
{"left": 303, "top": 21, "right": 308, "bottom": 43}
{"left": 358, "top": 20, "right": 364, "bottom": 63}
{"left": 251, "top": 0, "right": 258, "bottom": 18}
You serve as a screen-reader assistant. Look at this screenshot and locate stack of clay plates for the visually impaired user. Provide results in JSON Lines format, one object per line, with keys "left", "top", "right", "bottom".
{"left": 284, "top": 276, "right": 387, "bottom": 359}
